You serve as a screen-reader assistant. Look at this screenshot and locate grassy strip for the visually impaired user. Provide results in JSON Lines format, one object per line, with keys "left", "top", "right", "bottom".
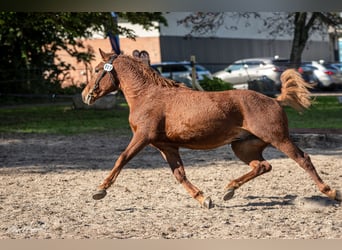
{"left": 0, "top": 104, "right": 131, "bottom": 135}
{"left": 284, "top": 96, "right": 342, "bottom": 129}
{"left": 0, "top": 96, "right": 341, "bottom": 135}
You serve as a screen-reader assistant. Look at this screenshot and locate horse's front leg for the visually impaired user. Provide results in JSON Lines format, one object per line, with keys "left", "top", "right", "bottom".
{"left": 93, "top": 133, "right": 149, "bottom": 200}
{"left": 158, "top": 146, "right": 213, "bottom": 209}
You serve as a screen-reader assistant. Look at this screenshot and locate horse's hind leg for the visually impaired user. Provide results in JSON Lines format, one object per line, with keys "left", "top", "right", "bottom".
{"left": 224, "top": 137, "right": 270, "bottom": 201}
{"left": 158, "top": 146, "right": 213, "bottom": 209}
{"left": 274, "top": 139, "right": 341, "bottom": 201}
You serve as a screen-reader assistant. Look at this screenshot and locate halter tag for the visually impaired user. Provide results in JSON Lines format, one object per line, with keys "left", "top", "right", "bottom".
{"left": 103, "top": 63, "right": 113, "bottom": 72}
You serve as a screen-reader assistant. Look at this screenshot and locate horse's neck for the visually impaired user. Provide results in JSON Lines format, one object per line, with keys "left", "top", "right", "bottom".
{"left": 118, "top": 70, "right": 151, "bottom": 108}
{"left": 120, "top": 83, "right": 146, "bottom": 106}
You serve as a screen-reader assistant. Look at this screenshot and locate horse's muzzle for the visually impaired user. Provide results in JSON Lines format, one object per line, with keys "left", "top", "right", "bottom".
{"left": 81, "top": 91, "right": 94, "bottom": 105}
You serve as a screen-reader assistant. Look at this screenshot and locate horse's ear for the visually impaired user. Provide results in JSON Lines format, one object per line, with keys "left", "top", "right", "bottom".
{"left": 132, "top": 50, "right": 140, "bottom": 59}
{"left": 99, "top": 48, "right": 107, "bottom": 60}
{"left": 139, "top": 50, "right": 150, "bottom": 66}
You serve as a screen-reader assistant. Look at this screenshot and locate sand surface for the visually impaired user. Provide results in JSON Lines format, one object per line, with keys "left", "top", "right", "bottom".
{"left": 0, "top": 133, "right": 341, "bottom": 239}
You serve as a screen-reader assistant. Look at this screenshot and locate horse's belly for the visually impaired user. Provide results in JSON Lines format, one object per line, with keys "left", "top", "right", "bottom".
{"left": 166, "top": 126, "right": 248, "bottom": 150}
{"left": 182, "top": 138, "right": 234, "bottom": 150}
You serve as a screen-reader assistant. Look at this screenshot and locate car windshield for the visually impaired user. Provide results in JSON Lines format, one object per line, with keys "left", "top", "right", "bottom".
{"left": 324, "top": 64, "right": 340, "bottom": 71}
{"left": 301, "top": 64, "right": 318, "bottom": 71}
{"left": 273, "top": 59, "right": 290, "bottom": 68}
{"left": 151, "top": 63, "right": 209, "bottom": 74}
{"left": 226, "top": 63, "right": 245, "bottom": 72}
{"left": 332, "top": 64, "right": 342, "bottom": 71}
{"left": 153, "top": 64, "right": 188, "bottom": 73}
{"left": 245, "top": 61, "right": 264, "bottom": 68}
{"left": 194, "top": 65, "right": 208, "bottom": 72}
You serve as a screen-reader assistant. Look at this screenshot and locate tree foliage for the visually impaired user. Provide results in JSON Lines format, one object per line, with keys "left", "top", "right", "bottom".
{"left": 0, "top": 12, "right": 166, "bottom": 94}
{"left": 199, "top": 75, "right": 234, "bottom": 91}
{"left": 178, "top": 12, "right": 342, "bottom": 67}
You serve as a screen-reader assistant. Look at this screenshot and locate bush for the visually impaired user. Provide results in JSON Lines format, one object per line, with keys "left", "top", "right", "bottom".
{"left": 60, "top": 83, "right": 85, "bottom": 95}
{"left": 199, "top": 76, "right": 234, "bottom": 91}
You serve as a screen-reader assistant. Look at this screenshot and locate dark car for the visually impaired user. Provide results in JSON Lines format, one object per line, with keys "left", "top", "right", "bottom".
{"left": 151, "top": 61, "right": 212, "bottom": 88}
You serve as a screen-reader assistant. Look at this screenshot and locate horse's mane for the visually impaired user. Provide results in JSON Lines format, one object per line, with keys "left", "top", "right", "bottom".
{"left": 118, "top": 54, "right": 188, "bottom": 89}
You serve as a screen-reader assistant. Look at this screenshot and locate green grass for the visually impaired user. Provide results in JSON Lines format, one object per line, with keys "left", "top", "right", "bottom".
{"left": 0, "top": 104, "right": 131, "bottom": 135}
{"left": 284, "top": 96, "right": 342, "bottom": 129}
{"left": 0, "top": 96, "right": 341, "bottom": 135}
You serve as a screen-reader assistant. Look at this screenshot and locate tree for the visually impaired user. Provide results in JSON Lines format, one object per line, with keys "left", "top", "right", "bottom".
{"left": 177, "top": 12, "right": 342, "bottom": 68}
{"left": 289, "top": 12, "right": 341, "bottom": 67}
{"left": 0, "top": 12, "right": 167, "bottom": 94}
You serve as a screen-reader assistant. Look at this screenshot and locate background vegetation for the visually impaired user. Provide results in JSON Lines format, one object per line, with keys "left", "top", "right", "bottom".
{"left": 0, "top": 12, "right": 166, "bottom": 94}
{"left": 285, "top": 96, "right": 342, "bottom": 129}
{"left": 199, "top": 76, "right": 234, "bottom": 91}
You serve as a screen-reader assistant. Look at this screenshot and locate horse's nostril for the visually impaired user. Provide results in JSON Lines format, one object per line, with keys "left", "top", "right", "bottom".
{"left": 81, "top": 92, "right": 92, "bottom": 105}
{"left": 82, "top": 94, "right": 88, "bottom": 104}
{"left": 86, "top": 95, "right": 92, "bottom": 105}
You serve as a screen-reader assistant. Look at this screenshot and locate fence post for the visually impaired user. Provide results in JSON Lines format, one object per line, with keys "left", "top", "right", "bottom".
{"left": 190, "top": 55, "right": 204, "bottom": 91}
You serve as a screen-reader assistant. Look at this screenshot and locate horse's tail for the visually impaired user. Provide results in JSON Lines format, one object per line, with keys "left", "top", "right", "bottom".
{"left": 276, "top": 69, "right": 313, "bottom": 112}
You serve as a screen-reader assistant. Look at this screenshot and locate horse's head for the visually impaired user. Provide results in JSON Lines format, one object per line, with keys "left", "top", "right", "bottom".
{"left": 82, "top": 49, "right": 119, "bottom": 105}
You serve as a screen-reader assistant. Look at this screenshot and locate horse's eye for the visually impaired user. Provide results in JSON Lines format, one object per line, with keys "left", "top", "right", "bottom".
{"left": 95, "top": 68, "right": 99, "bottom": 73}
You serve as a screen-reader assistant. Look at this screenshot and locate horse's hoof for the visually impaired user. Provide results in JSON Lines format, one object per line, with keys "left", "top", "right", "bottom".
{"left": 223, "top": 188, "right": 235, "bottom": 201}
{"left": 202, "top": 197, "right": 214, "bottom": 209}
{"left": 335, "top": 190, "right": 341, "bottom": 201}
{"left": 93, "top": 189, "right": 107, "bottom": 200}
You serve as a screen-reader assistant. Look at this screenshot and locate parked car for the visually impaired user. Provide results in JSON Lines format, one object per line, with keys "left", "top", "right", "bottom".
{"left": 151, "top": 61, "right": 212, "bottom": 88}
{"left": 324, "top": 63, "right": 342, "bottom": 73}
{"left": 328, "top": 63, "right": 342, "bottom": 72}
{"left": 299, "top": 61, "right": 342, "bottom": 90}
{"left": 213, "top": 57, "right": 290, "bottom": 90}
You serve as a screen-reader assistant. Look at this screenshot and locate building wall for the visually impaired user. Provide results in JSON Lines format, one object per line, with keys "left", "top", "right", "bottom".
{"left": 57, "top": 39, "right": 112, "bottom": 88}
{"left": 119, "top": 37, "right": 161, "bottom": 63}
{"left": 159, "top": 36, "right": 331, "bottom": 73}
{"left": 58, "top": 36, "right": 160, "bottom": 87}
{"left": 118, "top": 20, "right": 161, "bottom": 62}
{"left": 159, "top": 12, "right": 332, "bottom": 73}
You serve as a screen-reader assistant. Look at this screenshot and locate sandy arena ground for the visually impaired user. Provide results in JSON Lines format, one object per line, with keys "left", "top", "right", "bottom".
{"left": 0, "top": 133, "right": 341, "bottom": 239}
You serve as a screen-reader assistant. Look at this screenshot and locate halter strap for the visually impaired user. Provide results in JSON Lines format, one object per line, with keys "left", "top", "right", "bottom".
{"left": 93, "top": 55, "right": 117, "bottom": 91}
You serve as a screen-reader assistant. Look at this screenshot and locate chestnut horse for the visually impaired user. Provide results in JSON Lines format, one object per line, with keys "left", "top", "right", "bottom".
{"left": 81, "top": 49, "right": 341, "bottom": 208}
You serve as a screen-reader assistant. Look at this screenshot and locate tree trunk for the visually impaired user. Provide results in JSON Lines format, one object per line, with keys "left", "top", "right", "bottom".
{"left": 289, "top": 12, "right": 318, "bottom": 68}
